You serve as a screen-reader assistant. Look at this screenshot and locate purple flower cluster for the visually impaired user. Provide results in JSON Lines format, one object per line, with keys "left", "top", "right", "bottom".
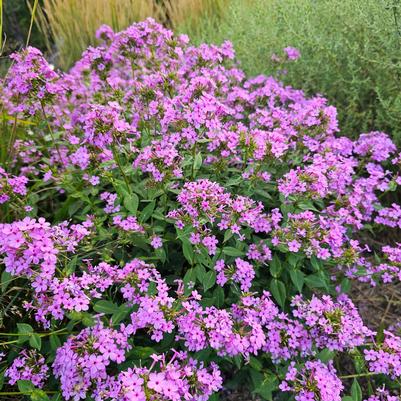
{"left": 113, "top": 215, "right": 144, "bottom": 233}
{"left": 5, "top": 349, "right": 49, "bottom": 388}
{"left": 292, "top": 294, "right": 374, "bottom": 351}
{"left": 0, "top": 167, "right": 28, "bottom": 204}
{"left": 3, "top": 47, "right": 61, "bottom": 115}
{"left": 364, "top": 330, "right": 401, "bottom": 379}
{"left": 284, "top": 46, "right": 301, "bottom": 61}
{"left": 215, "top": 258, "right": 255, "bottom": 291}
{"left": 365, "top": 387, "right": 401, "bottom": 401}
{"left": 109, "top": 351, "right": 223, "bottom": 401}
{"left": 53, "top": 323, "right": 131, "bottom": 400}
{"left": 279, "top": 360, "right": 343, "bottom": 401}
{"left": 168, "top": 179, "right": 273, "bottom": 255}
{"left": 0, "top": 217, "right": 92, "bottom": 278}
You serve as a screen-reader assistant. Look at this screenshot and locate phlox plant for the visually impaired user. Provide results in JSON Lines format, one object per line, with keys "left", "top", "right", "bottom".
{"left": 2, "top": 17, "right": 401, "bottom": 401}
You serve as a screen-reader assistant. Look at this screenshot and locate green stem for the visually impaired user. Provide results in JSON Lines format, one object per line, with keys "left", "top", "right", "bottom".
{"left": 0, "top": 339, "right": 19, "bottom": 345}
{"left": 0, "top": 328, "right": 68, "bottom": 337}
{"left": 191, "top": 144, "right": 197, "bottom": 179}
{"left": 0, "top": 391, "right": 57, "bottom": 396}
{"left": 111, "top": 143, "right": 131, "bottom": 195}
{"left": 41, "top": 104, "right": 63, "bottom": 162}
{"left": 339, "top": 372, "right": 377, "bottom": 379}
{"left": 6, "top": 115, "right": 18, "bottom": 166}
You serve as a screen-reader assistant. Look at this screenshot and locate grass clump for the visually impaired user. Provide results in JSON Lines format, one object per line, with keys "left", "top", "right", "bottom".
{"left": 37, "top": 0, "right": 227, "bottom": 69}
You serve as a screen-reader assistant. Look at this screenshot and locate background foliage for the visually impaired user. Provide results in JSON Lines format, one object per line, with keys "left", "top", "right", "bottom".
{"left": 185, "top": 0, "right": 401, "bottom": 143}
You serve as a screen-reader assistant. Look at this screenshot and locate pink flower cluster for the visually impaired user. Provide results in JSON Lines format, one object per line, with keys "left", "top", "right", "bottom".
{"left": 4, "top": 47, "right": 61, "bottom": 115}
{"left": 279, "top": 360, "right": 343, "bottom": 401}
{"left": 108, "top": 351, "right": 222, "bottom": 401}
{"left": 0, "top": 167, "right": 28, "bottom": 204}
{"left": 292, "top": 294, "right": 373, "bottom": 351}
{"left": 214, "top": 258, "right": 255, "bottom": 291}
{"left": 364, "top": 330, "right": 401, "bottom": 379}
{"left": 53, "top": 323, "right": 131, "bottom": 400}
{"left": 113, "top": 215, "right": 144, "bottom": 233}
{"left": 5, "top": 349, "right": 49, "bottom": 388}
{"left": 168, "top": 179, "right": 274, "bottom": 254}
{"left": 365, "top": 387, "right": 401, "bottom": 401}
{"left": 0, "top": 217, "right": 92, "bottom": 278}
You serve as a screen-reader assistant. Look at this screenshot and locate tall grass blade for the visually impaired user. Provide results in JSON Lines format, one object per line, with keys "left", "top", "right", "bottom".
{"left": 26, "top": 0, "right": 39, "bottom": 47}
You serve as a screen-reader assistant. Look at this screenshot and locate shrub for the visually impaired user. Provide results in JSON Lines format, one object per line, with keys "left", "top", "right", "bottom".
{"left": 2, "top": 18, "right": 401, "bottom": 401}
{"left": 184, "top": 0, "right": 401, "bottom": 143}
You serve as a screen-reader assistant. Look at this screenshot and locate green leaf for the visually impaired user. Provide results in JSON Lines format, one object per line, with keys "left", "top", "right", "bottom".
{"left": 183, "top": 268, "right": 197, "bottom": 287}
{"left": 65, "top": 255, "right": 78, "bottom": 276}
{"left": 31, "top": 390, "right": 50, "bottom": 401}
{"left": 351, "top": 379, "right": 362, "bottom": 401}
{"left": 289, "top": 269, "right": 304, "bottom": 293}
{"left": 223, "top": 230, "right": 233, "bottom": 243}
{"left": 123, "top": 193, "right": 139, "bottom": 214}
{"left": 51, "top": 393, "right": 62, "bottom": 401}
{"left": 182, "top": 239, "right": 194, "bottom": 265}
{"left": 140, "top": 201, "right": 155, "bottom": 223}
{"left": 17, "top": 323, "right": 33, "bottom": 334}
{"left": 316, "top": 348, "right": 335, "bottom": 363}
{"left": 297, "top": 200, "right": 319, "bottom": 212}
{"left": 270, "top": 279, "right": 286, "bottom": 309}
{"left": 82, "top": 314, "right": 95, "bottom": 327}
{"left": 310, "top": 255, "right": 322, "bottom": 271}
{"left": 203, "top": 270, "right": 216, "bottom": 292}
{"left": 222, "top": 247, "right": 245, "bottom": 257}
{"left": 49, "top": 334, "right": 61, "bottom": 351}
{"left": 17, "top": 323, "right": 33, "bottom": 344}
{"left": 341, "top": 278, "right": 351, "bottom": 293}
{"left": 195, "top": 264, "right": 206, "bottom": 283}
{"left": 305, "top": 272, "right": 329, "bottom": 290}
{"left": 111, "top": 304, "right": 131, "bottom": 325}
{"left": 249, "top": 356, "right": 263, "bottom": 371}
{"left": 212, "top": 286, "right": 225, "bottom": 308}
{"left": 287, "top": 253, "right": 303, "bottom": 268}
{"left": 270, "top": 255, "right": 282, "bottom": 278}
{"left": 1, "top": 270, "right": 12, "bottom": 293}
{"left": 253, "top": 373, "right": 278, "bottom": 401}
{"left": 0, "top": 370, "right": 4, "bottom": 391}
{"left": 17, "top": 380, "right": 35, "bottom": 393}
{"left": 93, "top": 300, "right": 119, "bottom": 314}
{"left": 29, "top": 333, "right": 42, "bottom": 350}
{"left": 342, "top": 397, "right": 354, "bottom": 401}
{"left": 193, "top": 152, "right": 203, "bottom": 171}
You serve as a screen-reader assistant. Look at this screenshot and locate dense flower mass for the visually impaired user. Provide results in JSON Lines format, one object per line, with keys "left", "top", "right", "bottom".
{"left": 1, "top": 17, "right": 401, "bottom": 401}
{"left": 291, "top": 294, "right": 373, "bottom": 351}
{"left": 279, "top": 360, "right": 343, "bottom": 401}
{"left": 53, "top": 323, "right": 131, "bottom": 400}
{"left": 5, "top": 350, "right": 49, "bottom": 388}
{"left": 109, "top": 351, "right": 223, "bottom": 401}
{"left": 364, "top": 330, "right": 401, "bottom": 379}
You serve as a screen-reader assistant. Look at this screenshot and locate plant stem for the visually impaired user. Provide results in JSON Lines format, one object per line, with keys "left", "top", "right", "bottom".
{"left": 339, "top": 372, "right": 377, "bottom": 379}
{"left": 0, "top": 328, "right": 68, "bottom": 337}
{"left": 6, "top": 115, "right": 18, "bottom": 166}
{"left": 111, "top": 143, "right": 131, "bottom": 195}
{"left": 41, "top": 103, "right": 63, "bottom": 162}
{"left": 191, "top": 144, "right": 197, "bottom": 179}
{"left": 0, "top": 391, "right": 57, "bottom": 395}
